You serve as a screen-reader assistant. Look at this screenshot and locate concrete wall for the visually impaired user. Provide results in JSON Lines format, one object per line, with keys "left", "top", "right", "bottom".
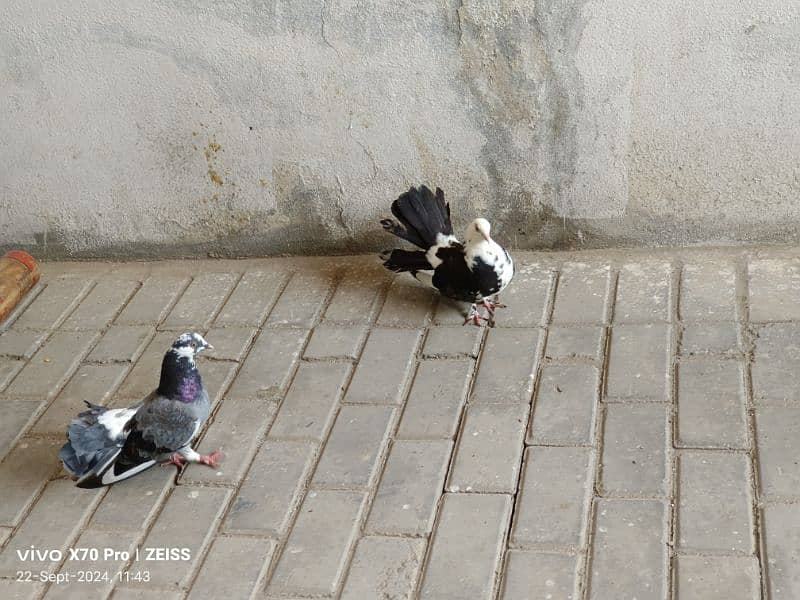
{"left": 2, "top": 1, "right": 799, "bottom": 258}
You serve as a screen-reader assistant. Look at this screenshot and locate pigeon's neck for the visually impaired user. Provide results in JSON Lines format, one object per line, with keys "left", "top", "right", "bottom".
{"left": 157, "top": 351, "right": 202, "bottom": 403}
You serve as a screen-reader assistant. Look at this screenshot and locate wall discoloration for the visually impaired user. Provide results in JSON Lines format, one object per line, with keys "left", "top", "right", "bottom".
{"left": 2, "top": 0, "right": 800, "bottom": 259}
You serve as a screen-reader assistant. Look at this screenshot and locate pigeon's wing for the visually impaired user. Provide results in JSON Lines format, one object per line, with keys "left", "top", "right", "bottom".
{"left": 125, "top": 391, "right": 205, "bottom": 457}
{"left": 432, "top": 244, "right": 480, "bottom": 302}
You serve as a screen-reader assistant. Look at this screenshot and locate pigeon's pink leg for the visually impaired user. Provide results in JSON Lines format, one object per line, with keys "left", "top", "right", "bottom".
{"left": 463, "top": 304, "right": 487, "bottom": 327}
{"left": 480, "top": 297, "right": 507, "bottom": 315}
{"left": 199, "top": 450, "right": 221, "bottom": 468}
{"left": 161, "top": 453, "right": 188, "bottom": 472}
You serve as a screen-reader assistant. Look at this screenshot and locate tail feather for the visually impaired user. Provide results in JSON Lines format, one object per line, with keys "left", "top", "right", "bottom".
{"left": 382, "top": 186, "right": 453, "bottom": 249}
{"left": 380, "top": 249, "right": 432, "bottom": 274}
{"left": 61, "top": 404, "right": 127, "bottom": 481}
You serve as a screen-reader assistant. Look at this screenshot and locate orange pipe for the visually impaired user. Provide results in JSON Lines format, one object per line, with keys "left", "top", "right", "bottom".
{"left": 0, "top": 251, "right": 40, "bottom": 324}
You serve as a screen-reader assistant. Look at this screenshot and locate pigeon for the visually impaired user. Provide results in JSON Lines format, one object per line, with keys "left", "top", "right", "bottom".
{"left": 380, "top": 185, "right": 515, "bottom": 325}
{"left": 60, "top": 332, "right": 219, "bottom": 488}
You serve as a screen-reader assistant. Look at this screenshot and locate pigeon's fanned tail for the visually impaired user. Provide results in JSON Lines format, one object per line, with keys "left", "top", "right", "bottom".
{"left": 380, "top": 249, "right": 432, "bottom": 273}
{"left": 382, "top": 185, "right": 452, "bottom": 250}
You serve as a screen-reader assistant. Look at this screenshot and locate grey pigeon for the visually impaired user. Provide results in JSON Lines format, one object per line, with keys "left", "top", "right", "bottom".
{"left": 381, "top": 185, "right": 515, "bottom": 325}
{"left": 60, "top": 332, "right": 219, "bottom": 488}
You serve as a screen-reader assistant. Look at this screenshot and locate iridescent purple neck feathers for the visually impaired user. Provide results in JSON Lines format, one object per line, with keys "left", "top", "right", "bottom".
{"left": 157, "top": 351, "right": 203, "bottom": 403}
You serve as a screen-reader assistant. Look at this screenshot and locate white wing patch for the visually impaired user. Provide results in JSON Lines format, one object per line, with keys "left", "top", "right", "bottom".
{"left": 97, "top": 408, "right": 137, "bottom": 440}
{"left": 425, "top": 233, "right": 460, "bottom": 268}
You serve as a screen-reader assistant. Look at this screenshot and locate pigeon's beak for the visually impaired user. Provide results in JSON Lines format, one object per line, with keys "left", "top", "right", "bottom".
{"left": 204, "top": 343, "right": 214, "bottom": 352}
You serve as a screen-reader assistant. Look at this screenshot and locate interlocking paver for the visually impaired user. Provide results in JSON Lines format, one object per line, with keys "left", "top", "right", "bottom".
{"left": 114, "top": 275, "right": 188, "bottom": 325}
{"left": 614, "top": 261, "right": 671, "bottom": 323}
{"left": 600, "top": 404, "right": 667, "bottom": 496}
{"left": 0, "top": 438, "right": 62, "bottom": 526}
{"left": 419, "top": 493, "right": 512, "bottom": 600}
{"left": 267, "top": 490, "right": 365, "bottom": 597}
{"left": 90, "top": 467, "right": 173, "bottom": 531}
{"left": 606, "top": 323, "right": 670, "bottom": 400}
{"left": 344, "top": 327, "right": 421, "bottom": 404}
{"left": 529, "top": 364, "right": 598, "bottom": 445}
{"left": 396, "top": 359, "right": 472, "bottom": 439}
{"left": 213, "top": 269, "right": 287, "bottom": 326}
{"left": 86, "top": 325, "right": 153, "bottom": 363}
{"left": 677, "top": 451, "right": 753, "bottom": 553}
{"left": 423, "top": 325, "right": 482, "bottom": 358}
{"left": 224, "top": 440, "right": 316, "bottom": 536}
{"left": 312, "top": 405, "right": 395, "bottom": 488}
{"left": 749, "top": 258, "right": 800, "bottom": 322}
{"left": 341, "top": 536, "right": 425, "bottom": 600}
{"left": 677, "top": 359, "right": 747, "bottom": 448}
{"left": 112, "top": 589, "right": 183, "bottom": 600}
{"left": 202, "top": 325, "right": 256, "bottom": 361}
{"left": 0, "top": 358, "right": 23, "bottom": 391}
{"left": 187, "top": 535, "right": 275, "bottom": 600}
{"left": 494, "top": 265, "right": 552, "bottom": 327}
{"left": 511, "top": 447, "right": 592, "bottom": 548}
{"left": 323, "top": 267, "right": 385, "bottom": 323}
{"left": 266, "top": 270, "right": 334, "bottom": 327}
{"left": 681, "top": 322, "right": 740, "bottom": 356}
{"left": 304, "top": 323, "right": 366, "bottom": 359}
{"left": 544, "top": 325, "right": 603, "bottom": 361}
{"left": 379, "top": 277, "right": 437, "bottom": 326}
{"left": 161, "top": 272, "right": 239, "bottom": 329}
{"left": 113, "top": 330, "right": 177, "bottom": 401}
{"left": 61, "top": 278, "right": 139, "bottom": 330}
{"left": 762, "top": 503, "right": 800, "bottom": 598}
{"left": 552, "top": 263, "right": 610, "bottom": 324}
{"left": 501, "top": 551, "right": 578, "bottom": 600}
{"left": 447, "top": 403, "right": 528, "bottom": 493}
{"left": 0, "top": 401, "right": 41, "bottom": 458}
{"left": 0, "top": 580, "right": 45, "bottom": 600}
{"left": 470, "top": 327, "right": 539, "bottom": 404}
{"left": 675, "top": 555, "right": 760, "bottom": 600}
{"left": 10, "top": 276, "right": 91, "bottom": 330}
{"left": 752, "top": 323, "right": 800, "bottom": 404}
{"left": 680, "top": 262, "right": 737, "bottom": 321}
{"left": 0, "top": 329, "right": 47, "bottom": 358}
{"left": 756, "top": 406, "right": 800, "bottom": 498}
{"left": 366, "top": 440, "right": 453, "bottom": 536}
{"left": 588, "top": 499, "right": 666, "bottom": 599}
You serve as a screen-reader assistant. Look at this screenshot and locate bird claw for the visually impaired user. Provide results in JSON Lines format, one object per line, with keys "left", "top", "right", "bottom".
{"left": 199, "top": 450, "right": 221, "bottom": 469}
{"left": 161, "top": 453, "right": 187, "bottom": 473}
{"left": 480, "top": 298, "right": 506, "bottom": 314}
{"left": 463, "top": 305, "right": 488, "bottom": 327}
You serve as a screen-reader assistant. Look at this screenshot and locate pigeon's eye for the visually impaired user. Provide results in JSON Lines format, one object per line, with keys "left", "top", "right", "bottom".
{"left": 189, "top": 342, "right": 197, "bottom": 349}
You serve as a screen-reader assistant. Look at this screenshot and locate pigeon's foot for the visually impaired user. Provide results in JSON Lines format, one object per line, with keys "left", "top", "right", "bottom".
{"left": 463, "top": 304, "right": 488, "bottom": 327}
{"left": 480, "top": 297, "right": 507, "bottom": 315}
{"left": 161, "top": 453, "right": 188, "bottom": 472}
{"left": 199, "top": 450, "right": 221, "bottom": 468}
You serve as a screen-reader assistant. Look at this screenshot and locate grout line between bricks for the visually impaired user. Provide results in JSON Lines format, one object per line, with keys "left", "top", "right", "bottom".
{"left": 666, "top": 260, "right": 681, "bottom": 600}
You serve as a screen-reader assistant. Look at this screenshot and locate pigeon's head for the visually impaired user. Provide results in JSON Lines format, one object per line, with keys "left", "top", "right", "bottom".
{"left": 465, "top": 218, "right": 492, "bottom": 245}
{"left": 170, "top": 332, "right": 213, "bottom": 359}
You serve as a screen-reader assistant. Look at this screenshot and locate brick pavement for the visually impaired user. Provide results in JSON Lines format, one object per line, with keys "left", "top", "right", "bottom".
{"left": 0, "top": 249, "right": 797, "bottom": 599}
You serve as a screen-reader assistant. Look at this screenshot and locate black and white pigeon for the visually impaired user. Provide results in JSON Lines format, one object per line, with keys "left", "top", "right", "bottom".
{"left": 380, "top": 185, "right": 515, "bottom": 325}
{"left": 60, "top": 332, "right": 220, "bottom": 488}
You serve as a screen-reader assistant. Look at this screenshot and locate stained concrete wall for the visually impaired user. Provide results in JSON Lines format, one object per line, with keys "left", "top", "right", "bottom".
{"left": 2, "top": 1, "right": 799, "bottom": 258}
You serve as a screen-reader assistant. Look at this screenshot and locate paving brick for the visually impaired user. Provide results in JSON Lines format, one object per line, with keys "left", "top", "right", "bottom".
{"left": 33, "top": 363, "right": 128, "bottom": 435}
{"left": 470, "top": 328, "right": 539, "bottom": 404}
{"left": 6, "top": 331, "right": 98, "bottom": 399}
{"left": 552, "top": 263, "right": 610, "bottom": 324}
{"left": 0, "top": 400, "right": 40, "bottom": 459}
{"left": 0, "top": 358, "right": 24, "bottom": 391}
{"left": 677, "top": 451, "right": 753, "bottom": 553}
{"left": 749, "top": 258, "right": 800, "bottom": 322}
{"left": 501, "top": 551, "right": 578, "bottom": 600}
{"left": 448, "top": 403, "right": 528, "bottom": 493}
{"left": 112, "top": 589, "right": 182, "bottom": 600}
{"left": 606, "top": 323, "right": 670, "bottom": 400}
{"left": 756, "top": 407, "right": 800, "bottom": 498}
{"left": 379, "top": 278, "right": 437, "bottom": 326}
{"left": 225, "top": 327, "right": 307, "bottom": 400}
{"left": 495, "top": 265, "right": 552, "bottom": 327}
{"left": 544, "top": 326, "right": 603, "bottom": 361}
{"left": 419, "top": 493, "right": 512, "bottom": 600}
{"left": 680, "top": 262, "right": 737, "bottom": 321}
{"left": 162, "top": 272, "right": 239, "bottom": 329}
{"left": 90, "top": 467, "right": 173, "bottom": 531}
{"left": 266, "top": 271, "right": 334, "bottom": 327}
{"left": 588, "top": 499, "right": 666, "bottom": 600}
{"left": 11, "top": 276, "right": 91, "bottom": 330}
{"left": 267, "top": 490, "right": 365, "bottom": 597}
{"left": 199, "top": 359, "right": 239, "bottom": 406}
{"left": 341, "top": 536, "right": 425, "bottom": 600}
{"left": 0, "top": 479, "right": 102, "bottom": 576}
{"left": 187, "top": 535, "right": 275, "bottom": 600}
{"left": 304, "top": 324, "right": 366, "bottom": 359}
{"left": 529, "top": 364, "right": 598, "bottom": 445}
{"left": 366, "top": 440, "right": 453, "bottom": 536}
{"left": 114, "top": 275, "right": 188, "bottom": 325}
{"left": 138, "top": 486, "right": 231, "bottom": 588}
{"left": 312, "top": 405, "right": 395, "bottom": 488}
{"left": 213, "top": 269, "right": 287, "bottom": 326}
{"left": 47, "top": 528, "right": 137, "bottom": 600}
{"left": 0, "top": 438, "right": 62, "bottom": 526}
{"left": 433, "top": 296, "right": 472, "bottom": 325}
{"left": 0, "top": 526, "right": 10, "bottom": 547}
{"left": 0, "top": 329, "right": 47, "bottom": 358}
{"left": 0, "top": 580, "right": 45, "bottom": 600}
{"left": 511, "top": 447, "right": 592, "bottom": 548}
{"left": 344, "top": 327, "right": 421, "bottom": 405}
{"left": 268, "top": 361, "right": 351, "bottom": 441}
{"left": 323, "top": 267, "right": 385, "bottom": 323}
{"left": 396, "top": 359, "right": 472, "bottom": 439}
{"left": 202, "top": 326, "right": 256, "bottom": 361}
{"left": 224, "top": 440, "right": 316, "bottom": 536}
{"left": 762, "top": 503, "right": 800, "bottom": 598}
{"left": 183, "top": 397, "right": 277, "bottom": 485}
{"left": 61, "top": 278, "right": 139, "bottom": 330}
{"left": 113, "top": 331, "right": 179, "bottom": 400}
{"left": 600, "top": 404, "right": 667, "bottom": 496}
{"left": 678, "top": 360, "right": 747, "bottom": 448}
{"left": 614, "top": 262, "right": 671, "bottom": 323}
{"left": 423, "top": 325, "right": 482, "bottom": 358}
{"left": 681, "top": 322, "right": 740, "bottom": 356}
{"left": 675, "top": 555, "right": 760, "bottom": 600}
{"left": 752, "top": 323, "right": 800, "bottom": 403}
{"left": 86, "top": 325, "right": 153, "bottom": 363}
